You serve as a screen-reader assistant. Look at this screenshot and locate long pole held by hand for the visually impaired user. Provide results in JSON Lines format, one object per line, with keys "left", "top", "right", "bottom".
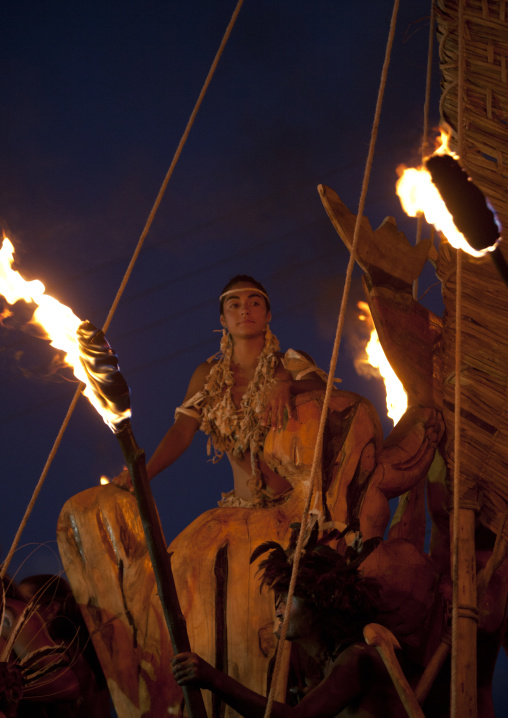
{"left": 116, "top": 423, "right": 208, "bottom": 718}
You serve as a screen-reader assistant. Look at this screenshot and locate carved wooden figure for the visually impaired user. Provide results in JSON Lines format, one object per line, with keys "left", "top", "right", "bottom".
{"left": 58, "top": 387, "right": 444, "bottom": 717}
{"left": 319, "top": 182, "right": 508, "bottom": 717}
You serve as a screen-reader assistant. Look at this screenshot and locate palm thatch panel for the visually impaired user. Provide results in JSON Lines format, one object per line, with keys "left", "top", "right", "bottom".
{"left": 435, "top": 0, "right": 508, "bottom": 539}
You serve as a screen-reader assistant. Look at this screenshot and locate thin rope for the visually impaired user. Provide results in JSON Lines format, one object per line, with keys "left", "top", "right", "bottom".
{"left": 0, "top": 391, "right": 81, "bottom": 580}
{"left": 451, "top": 1, "right": 469, "bottom": 715}
{"left": 0, "top": 0, "right": 244, "bottom": 580}
{"left": 263, "top": 2, "right": 401, "bottom": 715}
{"left": 450, "top": 247, "right": 463, "bottom": 718}
{"left": 414, "top": 0, "right": 436, "bottom": 300}
{"left": 102, "top": 0, "right": 244, "bottom": 334}
{"left": 422, "top": 1, "right": 436, "bottom": 161}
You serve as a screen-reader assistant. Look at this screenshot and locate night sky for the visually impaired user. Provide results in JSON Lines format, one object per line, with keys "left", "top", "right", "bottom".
{"left": 0, "top": 1, "right": 505, "bottom": 712}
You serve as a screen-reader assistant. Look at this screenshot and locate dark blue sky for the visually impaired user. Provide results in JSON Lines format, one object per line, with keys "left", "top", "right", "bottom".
{"left": 1, "top": 1, "right": 505, "bottom": 711}
{"left": 1, "top": 0, "right": 443, "bottom": 559}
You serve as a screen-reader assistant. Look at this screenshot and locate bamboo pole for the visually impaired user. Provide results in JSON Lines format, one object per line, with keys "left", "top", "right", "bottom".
{"left": 414, "top": 630, "right": 451, "bottom": 704}
{"left": 450, "top": 245, "right": 477, "bottom": 718}
{"left": 450, "top": 1, "right": 478, "bottom": 713}
{"left": 116, "top": 423, "right": 208, "bottom": 718}
{"left": 450, "top": 500, "right": 478, "bottom": 718}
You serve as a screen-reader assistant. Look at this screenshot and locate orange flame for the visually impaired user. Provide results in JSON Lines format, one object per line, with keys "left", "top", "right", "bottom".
{"left": 395, "top": 128, "right": 496, "bottom": 258}
{"left": 100, "top": 475, "right": 110, "bottom": 485}
{"left": 0, "top": 237, "right": 130, "bottom": 431}
{"left": 356, "top": 302, "right": 407, "bottom": 425}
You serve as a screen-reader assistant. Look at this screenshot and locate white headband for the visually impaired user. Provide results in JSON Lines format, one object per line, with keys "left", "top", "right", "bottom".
{"left": 220, "top": 287, "right": 270, "bottom": 302}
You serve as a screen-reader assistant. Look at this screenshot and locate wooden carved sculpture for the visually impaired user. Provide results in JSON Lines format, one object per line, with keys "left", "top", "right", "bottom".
{"left": 318, "top": 3, "right": 508, "bottom": 714}
{"left": 59, "top": 3, "right": 508, "bottom": 716}
{"left": 318, "top": 181, "right": 508, "bottom": 717}
{"left": 58, "top": 388, "right": 444, "bottom": 717}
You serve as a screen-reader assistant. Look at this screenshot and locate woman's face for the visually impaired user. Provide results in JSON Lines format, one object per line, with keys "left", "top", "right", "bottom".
{"left": 220, "top": 281, "right": 271, "bottom": 339}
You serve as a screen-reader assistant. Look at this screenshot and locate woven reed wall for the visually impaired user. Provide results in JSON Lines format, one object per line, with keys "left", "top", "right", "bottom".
{"left": 436, "top": 0, "right": 508, "bottom": 232}
{"left": 435, "top": 0, "right": 508, "bottom": 539}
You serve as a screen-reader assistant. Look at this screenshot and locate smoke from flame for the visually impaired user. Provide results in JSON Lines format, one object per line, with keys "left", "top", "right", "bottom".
{"left": 0, "top": 237, "right": 130, "bottom": 430}
{"left": 355, "top": 302, "right": 407, "bottom": 425}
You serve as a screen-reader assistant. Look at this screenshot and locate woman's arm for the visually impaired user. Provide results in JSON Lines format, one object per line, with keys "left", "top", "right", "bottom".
{"left": 145, "top": 412, "right": 200, "bottom": 480}
{"left": 113, "top": 361, "right": 209, "bottom": 488}
{"left": 112, "top": 411, "right": 199, "bottom": 492}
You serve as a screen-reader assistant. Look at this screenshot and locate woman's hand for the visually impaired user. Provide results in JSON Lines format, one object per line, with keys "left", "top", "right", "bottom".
{"left": 111, "top": 468, "right": 133, "bottom": 491}
{"left": 261, "top": 373, "right": 293, "bottom": 430}
{"left": 171, "top": 652, "right": 214, "bottom": 688}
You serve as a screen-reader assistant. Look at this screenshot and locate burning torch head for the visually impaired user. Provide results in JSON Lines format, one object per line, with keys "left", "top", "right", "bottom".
{"left": 425, "top": 154, "right": 501, "bottom": 254}
{"left": 77, "top": 321, "right": 131, "bottom": 433}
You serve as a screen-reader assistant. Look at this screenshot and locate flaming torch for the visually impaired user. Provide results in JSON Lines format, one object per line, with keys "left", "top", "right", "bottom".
{"left": 356, "top": 302, "right": 408, "bottom": 426}
{"left": 0, "top": 237, "right": 207, "bottom": 718}
{"left": 397, "top": 131, "right": 488, "bottom": 718}
{"left": 396, "top": 129, "right": 506, "bottom": 285}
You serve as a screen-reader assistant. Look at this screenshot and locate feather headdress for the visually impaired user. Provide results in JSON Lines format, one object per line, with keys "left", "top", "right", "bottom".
{"left": 250, "top": 522, "right": 381, "bottom": 618}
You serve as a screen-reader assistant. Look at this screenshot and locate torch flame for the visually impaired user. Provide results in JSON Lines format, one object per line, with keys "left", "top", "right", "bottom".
{"left": 395, "top": 128, "right": 498, "bottom": 258}
{"left": 0, "top": 237, "right": 130, "bottom": 431}
{"left": 356, "top": 302, "right": 407, "bottom": 425}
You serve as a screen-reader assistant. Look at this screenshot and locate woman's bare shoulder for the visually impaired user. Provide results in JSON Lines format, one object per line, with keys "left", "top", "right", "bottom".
{"left": 193, "top": 359, "right": 216, "bottom": 378}
{"left": 182, "top": 358, "right": 217, "bottom": 399}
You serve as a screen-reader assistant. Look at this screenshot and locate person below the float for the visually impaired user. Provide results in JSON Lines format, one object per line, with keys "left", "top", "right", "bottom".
{"left": 114, "top": 275, "right": 327, "bottom": 506}
{"left": 171, "top": 527, "right": 407, "bottom": 718}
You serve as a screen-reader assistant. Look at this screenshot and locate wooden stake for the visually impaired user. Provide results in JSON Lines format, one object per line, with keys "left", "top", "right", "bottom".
{"left": 116, "top": 423, "right": 208, "bottom": 718}
{"left": 451, "top": 505, "right": 478, "bottom": 718}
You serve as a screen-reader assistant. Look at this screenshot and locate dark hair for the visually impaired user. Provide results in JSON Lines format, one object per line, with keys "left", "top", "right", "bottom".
{"left": 219, "top": 275, "right": 270, "bottom": 313}
{"left": 19, "top": 574, "right": 73, "bottom": 608}
{"left": 19, "top": 574, "right": 82, "bottom": 641}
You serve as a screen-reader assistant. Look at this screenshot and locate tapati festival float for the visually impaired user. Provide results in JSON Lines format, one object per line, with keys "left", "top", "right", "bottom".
{"left": 0, "top": 1, "right": 507, "bottom": 717}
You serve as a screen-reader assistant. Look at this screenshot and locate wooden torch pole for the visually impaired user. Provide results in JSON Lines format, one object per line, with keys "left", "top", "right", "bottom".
{"left": 75, "top": 321, "right": 207, "bottom": 717}
{"left": 116, "top": 422, "right": 208, "bottom": 718}
{"left": 450, "top": 251, "right": 477, "bottom": 718}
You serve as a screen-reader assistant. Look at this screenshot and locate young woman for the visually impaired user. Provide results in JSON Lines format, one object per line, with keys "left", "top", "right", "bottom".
{"left": 114, "top": 274, "right": 326, "bottom": 506}
{"left": 110, "top": 275, "right": 331, "bottom": 715}
{"left": 99, "top": 274, "right": 442, "bottom": 717}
